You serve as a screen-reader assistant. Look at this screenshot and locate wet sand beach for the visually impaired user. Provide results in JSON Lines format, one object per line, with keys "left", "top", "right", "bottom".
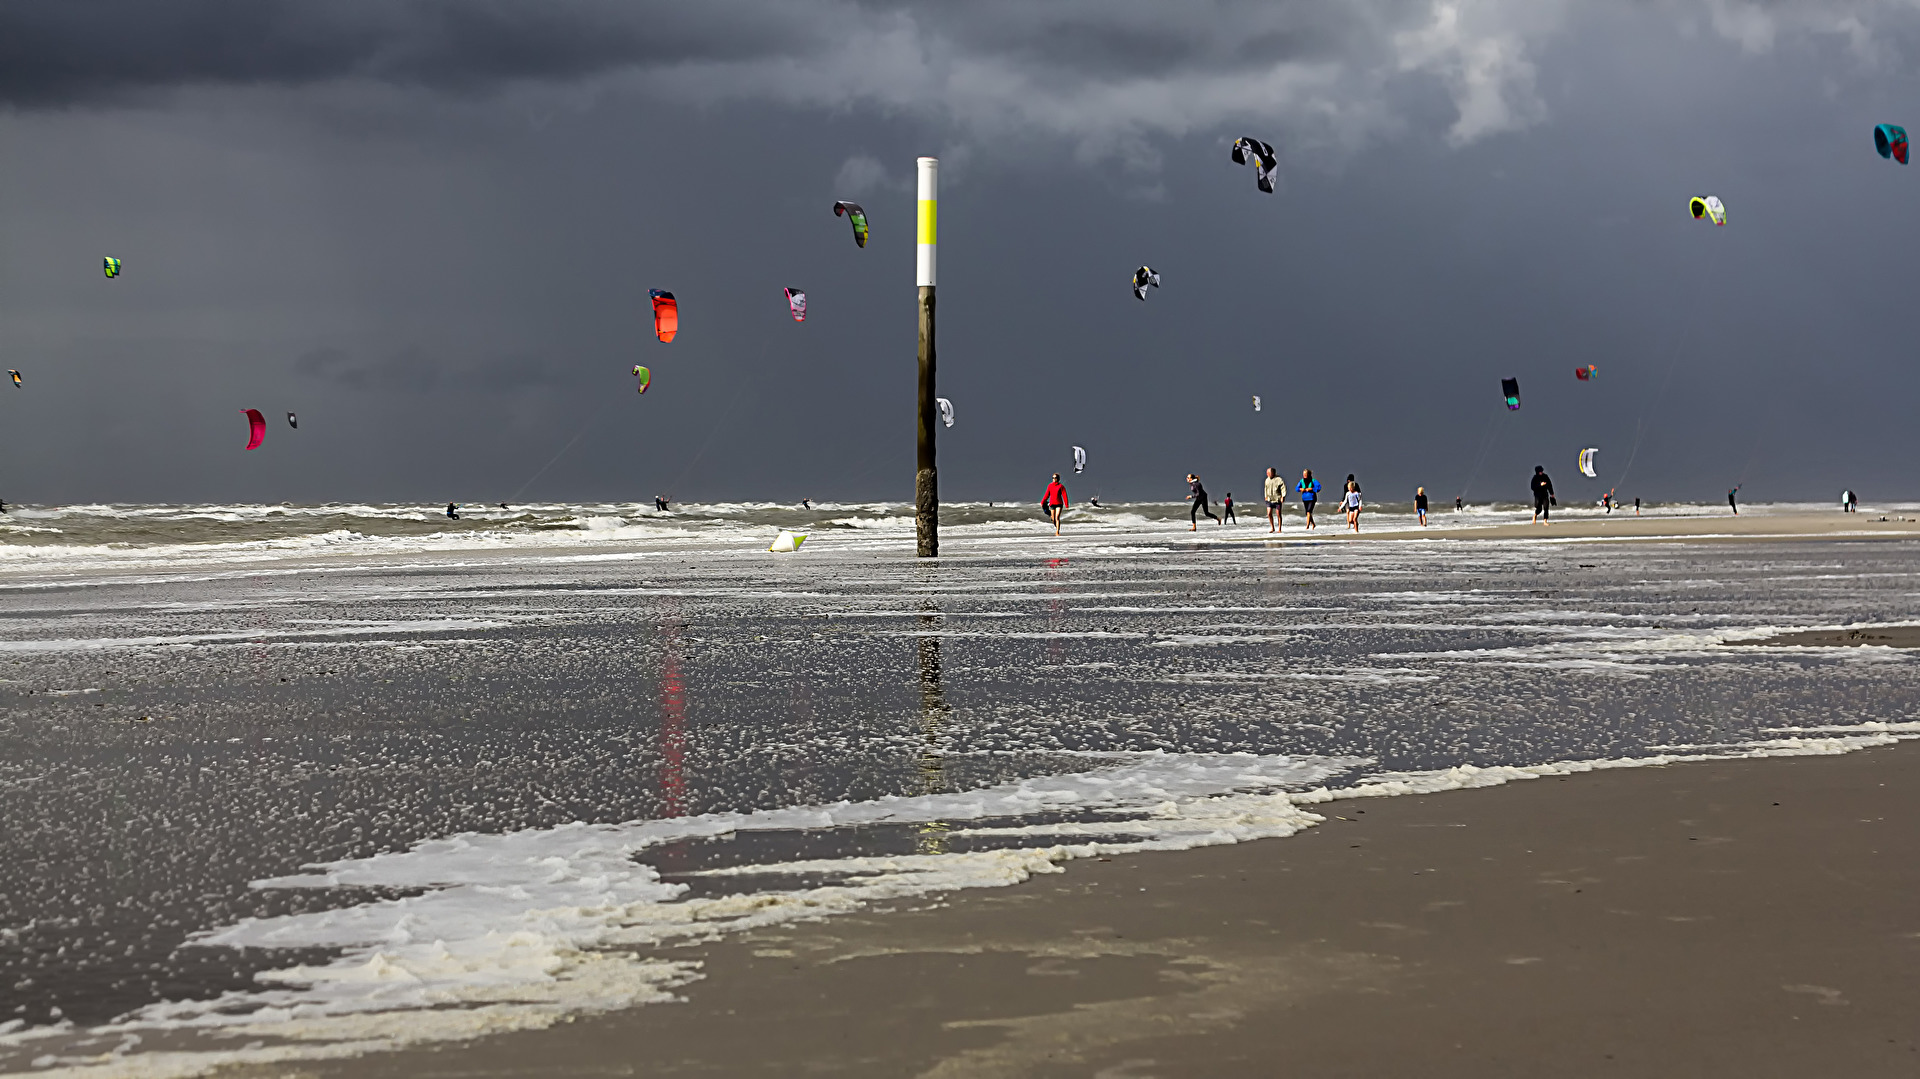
{"left": 4, "top": 503, "right": 1919, "bottom": 1076}
{"left": 285, "top": 740, "right": 1920, "bottom": 1079}
{"left": 1264, "top": 507, "right": 1920, "bottom": 544}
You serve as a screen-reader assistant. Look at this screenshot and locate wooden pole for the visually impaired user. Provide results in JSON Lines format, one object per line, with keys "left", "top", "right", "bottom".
{"left": 915, "top": 157, "right": 938, "bottom": 558}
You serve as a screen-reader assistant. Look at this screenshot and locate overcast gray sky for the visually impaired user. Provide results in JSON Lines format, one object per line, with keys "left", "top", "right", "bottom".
{"left": 3, "top": 0, "right": 1918, "bottom": 506}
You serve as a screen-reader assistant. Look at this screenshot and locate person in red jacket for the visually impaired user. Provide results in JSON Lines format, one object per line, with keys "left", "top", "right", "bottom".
{"left": 1042, "top": 474, "right": 1069, "bottom": 536}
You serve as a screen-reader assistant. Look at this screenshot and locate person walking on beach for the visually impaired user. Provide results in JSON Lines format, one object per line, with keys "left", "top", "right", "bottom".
{"left": 1041, "top": 473, "right": 1069, "bottom": 536}
{"left": 1728, "top": 485, "right": 1740, "bottom": 515}
{"left": 1343, "top": 480, "right": 1363, "bottom": 532}
{"left": 1297, "top": 470, "right": 1320, "bottom": 529}
{"left": 1222, "top": 492, "right": 1237, "bottom": 524}
{"left": 1264, "top": 467, "right": 1285, "bottom": 533}
{"left": 1186, "top": 473, "right": 1221, "bottom": 531}
{"left": 1844, "top": 489, "right": 1857, "bottom": 513}
{"left": 1634, "top": 496, "right": 1641, "bottom": 516}
{"left": 1415, "top": 486, "right": 1429, "bottom": 526}
{"left": 1530, "top": 466, "right": 1555, "bottom": 525}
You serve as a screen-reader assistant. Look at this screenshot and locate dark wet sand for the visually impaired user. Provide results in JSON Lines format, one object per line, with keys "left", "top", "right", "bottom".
{"left": 1276, "top": 509, "right": 1920, "bottom": 544}
{"left": 268, "top": 740, "right": 1920, "bottom": 1079}
{"left": 1748, "top": 626, "right": 1920, "bottom": 649}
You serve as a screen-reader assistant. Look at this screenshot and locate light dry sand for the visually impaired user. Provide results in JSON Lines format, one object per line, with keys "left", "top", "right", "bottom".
{"left": 1247, "top": 509, "right": 1920, "bottom": 544}
{"left": 261, "top": 741, "right": 1920, "bottom": 1079}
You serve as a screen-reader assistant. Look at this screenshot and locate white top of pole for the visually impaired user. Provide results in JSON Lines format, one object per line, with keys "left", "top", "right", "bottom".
{"left": 916, "top": 157, "right": 937, "bottom": 287}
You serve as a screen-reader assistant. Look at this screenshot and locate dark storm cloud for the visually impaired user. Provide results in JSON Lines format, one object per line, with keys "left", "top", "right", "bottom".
{"left": 0, "top": 0, "right": 823, "bottom": 106}
{"left": 0, "top": 1, "right": 1430, "bottom": 108}
{"left": 6, "top": 0, "right": 1920, "bottom": 505}
{"left": 0, "top": 0, "right": 1612, "bottom": 164}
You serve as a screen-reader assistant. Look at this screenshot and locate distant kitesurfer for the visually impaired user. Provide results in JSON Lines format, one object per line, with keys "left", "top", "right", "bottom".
{"left": 1602, "top": 491, "right": 1612, "bottom": 514}
{"left": 1264, "top": 467, "right": 1284, "bottom": 534}
{"left": 1415, "top": 486, "right": 1428, "bottom": 526}
{"left": 655, "top": 496, "right": 670, "bottom": 512}
{"left": 446, "top": 503, "right": 460, "bottom": 520}
{"left": 1089, "top": 497, "right": 1101, "bottom": 508}
{"left": 1531, "top": 466, "right": 1555, "bottom": 525}
{"left": 1635, "top": 497, "right": 1642, "bottom": 516}
{"left": 802, "top": 498, "right": 812, "bottom": 510}
{"left": 1728, "top": 486, "right": 1740, "bottom": 515}
{"left": 1041, "top": 474, "right": 1069, "bottom": 536}
{"left": 1186, "top": 474, "right": 1220, "bottom": 531}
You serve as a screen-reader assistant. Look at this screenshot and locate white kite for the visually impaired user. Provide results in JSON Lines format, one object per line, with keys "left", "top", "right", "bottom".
{"left": 1578, "top": 447, "right": 1598, "bottom": 478}
{"left": 768, "top": 530, "right": 808, "bottom": 553}
{"left": 936, "top": 397, "right": 954, "bottom": 428}
{"left": 1252, "top": 395, "right": 1261, "bottom": 412}
{"left": 1072, "top": 445, "right": 1087, "bottom": 474}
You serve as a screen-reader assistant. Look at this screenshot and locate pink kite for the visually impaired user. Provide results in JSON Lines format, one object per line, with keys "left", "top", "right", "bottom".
{"left": 241, "top": 408, "right": 265, "bottom": 450}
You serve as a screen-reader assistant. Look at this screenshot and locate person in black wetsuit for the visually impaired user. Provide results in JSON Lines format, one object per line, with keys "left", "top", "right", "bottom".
{"left": 1728, "top": 486, "right": 1740, "bottom": 515}
{"left": 446, "top": 503, "right": 459, "bottom": 520}
{"left": 1530, "top": 466, "right": 1555, "bottom": 525}
{"left": 1186, "top": 473, "right": 1220, "bottom": 531}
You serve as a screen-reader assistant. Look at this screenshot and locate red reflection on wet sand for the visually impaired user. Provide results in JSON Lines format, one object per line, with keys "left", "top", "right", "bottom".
{"left": 659, "top": 621, "right": 688, "bottom": 818}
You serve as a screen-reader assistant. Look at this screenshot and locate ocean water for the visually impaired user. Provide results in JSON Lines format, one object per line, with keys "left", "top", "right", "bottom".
{"left": 0, "top": 496, "right": 1859, "bottom": 563}
{"left": 1, "top": 501, "right": 1916, "bottom": 1076}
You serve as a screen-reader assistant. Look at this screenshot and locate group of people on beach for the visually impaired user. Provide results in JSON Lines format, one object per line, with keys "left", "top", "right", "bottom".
{"left": 1042, "top": 469, "right": 1385, "bottom": 535}
{"left": 1190, "top": 469, "right": 1436, "bottom": 534}
{"left": 1038, "top": 464, "right": 1653, "bottom": 534}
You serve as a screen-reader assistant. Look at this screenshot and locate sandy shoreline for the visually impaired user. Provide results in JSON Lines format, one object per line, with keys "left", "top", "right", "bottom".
{"left": 259, "top": 740, "right": 1920, "bottom": 1079}
{"left": 1747, "top": 626, "right": 1920, "bottom": 648}
{"left": 1238, "top": 508, "right": 1920, "bottom": 544}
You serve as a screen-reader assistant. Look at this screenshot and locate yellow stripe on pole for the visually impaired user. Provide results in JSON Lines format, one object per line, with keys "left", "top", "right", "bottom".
{"left": 915, "top": 156, "right": 939, "bottom": 287}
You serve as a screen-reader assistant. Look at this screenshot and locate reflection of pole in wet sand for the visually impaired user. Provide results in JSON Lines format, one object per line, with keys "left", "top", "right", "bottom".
{"left": 658, "top": 619, "right": 688, "bottom": 820}
{"left": 916, "top": 613, "right": 950, "bottom": 854}
{"left": 1045, "top": 557, "right": 1069, "bottom": 665}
